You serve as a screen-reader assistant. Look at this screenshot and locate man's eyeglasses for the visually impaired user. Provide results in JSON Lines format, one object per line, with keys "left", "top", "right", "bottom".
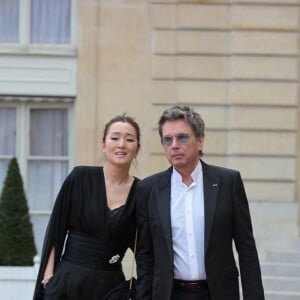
{"left": 161, "top": 133, "right": 192, "bottom": 147}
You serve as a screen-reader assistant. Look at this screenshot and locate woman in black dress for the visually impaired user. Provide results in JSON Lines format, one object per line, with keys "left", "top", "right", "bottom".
{"left": 33, "top": 114, "right": 140, "bottom": 300}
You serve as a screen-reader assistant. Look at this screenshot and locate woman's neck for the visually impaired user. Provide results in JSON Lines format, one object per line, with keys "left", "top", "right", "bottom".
{"left": 103, "top": 163, "right": 131, "bottom": 185}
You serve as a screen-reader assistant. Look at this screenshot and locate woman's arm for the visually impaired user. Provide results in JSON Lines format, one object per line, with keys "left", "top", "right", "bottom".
{"left": 41, "top": 247, "right": 55, "bottom": 288}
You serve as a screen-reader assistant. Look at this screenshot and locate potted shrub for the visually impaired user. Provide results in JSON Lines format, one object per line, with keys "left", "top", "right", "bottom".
{"left": 0, "top": 157, "right": 36, "bottom": 265}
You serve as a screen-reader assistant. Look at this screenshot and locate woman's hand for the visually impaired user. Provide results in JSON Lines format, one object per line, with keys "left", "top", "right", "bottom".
{"left": 41, "top": 274, "right": 53, "bottom": 288}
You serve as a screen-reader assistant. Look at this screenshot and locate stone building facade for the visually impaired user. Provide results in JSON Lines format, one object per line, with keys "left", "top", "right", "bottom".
{"left": 76, "top": 0, "right": 300, "bottom": 258}
{"left": 0, "top": 0, "right": 299, "bottom": 260}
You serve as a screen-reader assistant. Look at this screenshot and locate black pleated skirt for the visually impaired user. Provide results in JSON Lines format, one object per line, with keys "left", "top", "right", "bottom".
{"left": 43, "top": 260, "right": 125, "bottom": 300}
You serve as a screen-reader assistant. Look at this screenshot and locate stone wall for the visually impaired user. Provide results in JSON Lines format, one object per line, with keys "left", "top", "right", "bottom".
{"left": 76, "top": 0, "right": 300, "bottom": 258}
{"left": 148, "top": 0, "right": 300, "bottom": 257}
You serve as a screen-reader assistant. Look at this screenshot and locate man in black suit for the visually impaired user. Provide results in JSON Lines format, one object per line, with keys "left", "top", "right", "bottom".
{"left": 135, "top": 105, "right": 265, "bottom": 300}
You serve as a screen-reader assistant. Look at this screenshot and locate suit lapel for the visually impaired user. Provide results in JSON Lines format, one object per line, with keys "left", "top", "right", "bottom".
{"left": 202, "top": 162, "right": 220, "bottom": 254}
{"left": 155, "top": 168, "right": 173, "bottom": 261}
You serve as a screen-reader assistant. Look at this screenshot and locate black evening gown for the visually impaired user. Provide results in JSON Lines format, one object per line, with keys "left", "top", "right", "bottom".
{"left": 33, "top": 166, "right": 138, "bottom": 300}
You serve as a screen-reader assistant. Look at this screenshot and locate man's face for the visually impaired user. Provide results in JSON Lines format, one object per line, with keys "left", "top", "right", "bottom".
{"left": 161, "top": 119, "right": 204, "bottom": 174}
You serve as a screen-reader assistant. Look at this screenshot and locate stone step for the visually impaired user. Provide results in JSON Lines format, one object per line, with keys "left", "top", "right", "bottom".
{"left": 261, "top": 262, "right": 300, "bottom": 277}
{"left": 241, "top": 289, "right": 300, "bottom": 300}
{"left": 265, "top": 291, "right": 300, "bottom": 300}
{"left": 263, "top": 276, "right": 300, "bottom": 292}
{"left": 265, "top": 250, "right": 300, "bottom": 264}
{"left": 295, "top": 239, "right": 300, "bottom": 251}
{"left": 260, "top": 241, "right": 300, "bottom": 300}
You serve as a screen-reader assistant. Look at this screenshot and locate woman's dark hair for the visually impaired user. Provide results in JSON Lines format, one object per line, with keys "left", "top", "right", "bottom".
{"left": 102, "top": 114, "right": 140, "bottom": 147}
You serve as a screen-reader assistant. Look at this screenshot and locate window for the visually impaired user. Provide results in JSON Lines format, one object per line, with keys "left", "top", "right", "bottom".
{"left": 28, "top": 108, "right": 69, "bottom": 211}
{"left": 0, "top": 101, "right": 73, "bottom": 253}
{"left": 0, "top": 0, "right": 19, "bottom": 43}
{"left": 0, "top": 107, "right": 16, "bottom": 191}
{"left": 0, "top": 0, "right": 76, "bottom": 52}
{"left": 31, "top": 0, "right": 71, "bottom": 44}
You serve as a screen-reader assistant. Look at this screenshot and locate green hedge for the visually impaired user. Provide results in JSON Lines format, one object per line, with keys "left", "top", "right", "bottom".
{"left": 0, "top": 158, "right": 36, "bottom": 265}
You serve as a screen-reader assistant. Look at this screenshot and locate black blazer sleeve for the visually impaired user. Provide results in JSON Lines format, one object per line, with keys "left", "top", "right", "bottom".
{"left": 232, "top": 171, "right": 265, "bottom": 300}
{"left": 33, "top": 168, "right": 75, "bottom": 300}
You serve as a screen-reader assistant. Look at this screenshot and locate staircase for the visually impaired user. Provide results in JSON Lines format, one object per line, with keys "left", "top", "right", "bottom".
{"left": 261, "top": 240, "right": 300, "bottom": 300}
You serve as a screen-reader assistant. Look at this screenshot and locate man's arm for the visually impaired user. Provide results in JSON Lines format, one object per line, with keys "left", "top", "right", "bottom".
{"left": 232, "top": 171, "right": 265, "bottom": 300}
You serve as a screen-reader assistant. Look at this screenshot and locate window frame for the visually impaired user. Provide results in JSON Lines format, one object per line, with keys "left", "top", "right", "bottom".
{"left": 0, "top": 100, "right": 74, "bottom": 214}
{"left": 0, "top": 0, "right": 77, "bottom": 56}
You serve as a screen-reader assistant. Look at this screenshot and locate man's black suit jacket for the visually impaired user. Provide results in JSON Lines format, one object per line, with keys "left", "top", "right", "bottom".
{"left": 135, "top": 160, "right": 265, "bottom": 300}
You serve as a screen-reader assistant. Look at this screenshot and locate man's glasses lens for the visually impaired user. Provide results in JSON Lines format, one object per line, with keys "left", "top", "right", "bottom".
{"left": 161, "top": 134, "right": 191, "bottom": 147}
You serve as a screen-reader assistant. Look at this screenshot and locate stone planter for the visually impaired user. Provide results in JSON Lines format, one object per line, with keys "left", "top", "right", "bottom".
{"left": 0, "top": 256, "right": 39, "bottom": 300}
